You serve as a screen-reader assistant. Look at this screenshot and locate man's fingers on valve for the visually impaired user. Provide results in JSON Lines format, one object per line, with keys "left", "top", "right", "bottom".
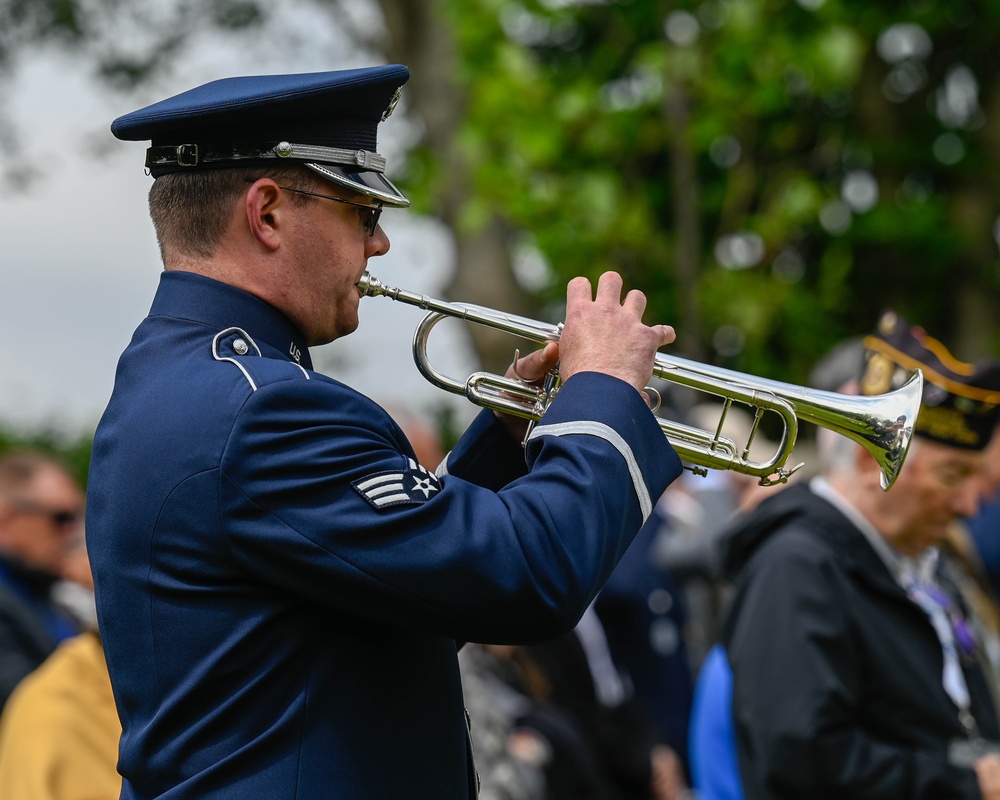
{"left": 570, "top": 274, "right": 666, "bottom": 332}
{"left": 508, "top": 342, "right": 559, "bottom": 383}
{"left": 565, "top": 275, "right": 594, "bottom": 309}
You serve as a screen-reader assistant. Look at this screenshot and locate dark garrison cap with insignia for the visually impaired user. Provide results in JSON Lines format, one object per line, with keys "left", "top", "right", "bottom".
{"left": 860, "top": 310, "right": 1000, "bottom": 450}
{"left": 111, "top": 64, "right": 410, "bottom": 207}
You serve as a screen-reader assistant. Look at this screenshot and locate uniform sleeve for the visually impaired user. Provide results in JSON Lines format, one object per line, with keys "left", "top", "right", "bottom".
{"left": 438, "top": 409, "right": 530, "bottom": 490}
{"left": 724, "top": 531, "right": 982, "bottom": 800}
{"left": 219, "top": 371, "right": 681, "bottom": 644}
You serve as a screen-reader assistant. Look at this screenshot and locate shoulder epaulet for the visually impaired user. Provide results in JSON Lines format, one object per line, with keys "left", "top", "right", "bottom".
{"left": 212, "top": 327, "right": 311, "bottom": 392}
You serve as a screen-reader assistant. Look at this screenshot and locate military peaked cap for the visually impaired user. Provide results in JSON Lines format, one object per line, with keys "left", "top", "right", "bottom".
{"left": 111, "top": 64, "right": 410, "bottom": 206}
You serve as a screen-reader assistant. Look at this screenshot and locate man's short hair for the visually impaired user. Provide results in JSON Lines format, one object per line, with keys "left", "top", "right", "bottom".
{"left": 147, "top": 166, "right": 321, "bottom": 263}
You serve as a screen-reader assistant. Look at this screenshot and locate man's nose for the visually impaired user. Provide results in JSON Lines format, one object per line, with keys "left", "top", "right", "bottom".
{"left": 367, "top": 225, "right": 390, "bottom": 257}
{"left": 953, "top": 481, "right": 983, "bottom": 519}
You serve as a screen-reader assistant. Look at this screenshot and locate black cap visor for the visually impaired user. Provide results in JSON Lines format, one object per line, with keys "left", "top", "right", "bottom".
{"left": 306, "top": 163, "right": 409, "bottom": 207}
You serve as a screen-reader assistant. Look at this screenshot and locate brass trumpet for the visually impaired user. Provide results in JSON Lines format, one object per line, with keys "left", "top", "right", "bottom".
{"left": 359, "top": 273, "right": 922, "bottom": 491}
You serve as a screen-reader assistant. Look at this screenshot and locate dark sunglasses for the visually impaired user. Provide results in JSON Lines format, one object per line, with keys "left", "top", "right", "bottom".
{"left": 12, "top": 499, "right": 84, "bottom": 529}
{"left": 245, "top": 179, "right": 383, "bottom": 236}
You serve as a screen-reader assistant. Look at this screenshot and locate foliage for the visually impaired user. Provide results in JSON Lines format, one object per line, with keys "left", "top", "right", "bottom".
{"left": 423, "top": 0, "right": 1000, "bottom": 384}
{"left": 0, "top": 0, "right": 266, "bottom": 90}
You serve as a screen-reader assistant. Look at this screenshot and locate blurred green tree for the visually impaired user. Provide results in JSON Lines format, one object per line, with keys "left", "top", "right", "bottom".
{"left": 414, "top": 0, "right": 1000, "bottom": 386}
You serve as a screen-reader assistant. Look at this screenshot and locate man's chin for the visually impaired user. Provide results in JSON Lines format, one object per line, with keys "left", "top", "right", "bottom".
{"left": 332, "top": 312, "right": 360, "bottom": 342}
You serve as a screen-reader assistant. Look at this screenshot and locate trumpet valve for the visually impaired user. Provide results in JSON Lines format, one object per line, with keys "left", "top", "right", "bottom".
{"left": 758, "top": 462, "right": 806, "bottom": 487}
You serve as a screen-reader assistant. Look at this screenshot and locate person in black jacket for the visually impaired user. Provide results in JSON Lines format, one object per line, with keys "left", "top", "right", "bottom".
{"left": 722, "top": 311, "right": 1000, "bottom": 800}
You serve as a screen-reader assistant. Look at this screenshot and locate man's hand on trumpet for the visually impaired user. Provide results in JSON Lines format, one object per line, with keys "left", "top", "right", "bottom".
{"left": 493, "top": 271, "right": 675, "bottom": 442}
{"left": 560, "top": 271, "right": 675, "bottom": 392}
{"left": 492, "top": 341, "right": 560, "bottom": 442}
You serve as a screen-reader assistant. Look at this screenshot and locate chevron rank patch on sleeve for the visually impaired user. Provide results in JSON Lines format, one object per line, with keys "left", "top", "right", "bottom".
{"left": 352, "top": 458, "right": 442, "bottom": 510}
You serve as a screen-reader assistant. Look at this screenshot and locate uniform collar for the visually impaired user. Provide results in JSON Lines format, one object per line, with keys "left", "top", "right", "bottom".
{"left": 809, "top": 476, "right": 936, "bottom": 595}
{"left": 150, "top": 270, "right": 313, "bottom": 370}
{"left": 810, "top": 477, "right": 903, "bottom": 575}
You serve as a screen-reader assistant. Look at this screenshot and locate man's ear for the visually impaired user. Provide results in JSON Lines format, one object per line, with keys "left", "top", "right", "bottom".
{"left": 245, "top": 179, "right": 286, "bottom": 252}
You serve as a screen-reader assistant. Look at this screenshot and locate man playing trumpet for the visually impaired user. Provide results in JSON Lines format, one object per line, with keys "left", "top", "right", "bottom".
{"left": 86, "top": 64, "right": 681, "bottom": 800}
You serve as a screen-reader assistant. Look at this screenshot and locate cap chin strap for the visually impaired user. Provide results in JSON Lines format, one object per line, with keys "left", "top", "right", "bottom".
{"left": 145, "top": 140, "right": 387, "bottom": 174}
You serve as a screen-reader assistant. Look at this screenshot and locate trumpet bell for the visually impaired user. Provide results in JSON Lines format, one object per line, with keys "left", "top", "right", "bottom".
{"left": 653, "top": 356, "right": 921, "bottom": 490}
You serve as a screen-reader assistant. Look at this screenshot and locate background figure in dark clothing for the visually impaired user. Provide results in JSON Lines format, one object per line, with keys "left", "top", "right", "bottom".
{"left": 526, "top": 609, "right": 687, "bottom": 800}
{"left": 650, "top": 406, "right": 786, "bottom": 674}
{"left": 723, "top": 311, "right": 1000, "bottom": 799}
{"left": 0, "top": 451, "right": 84, "bottom": 709}
{"left": 459, "top": 641, "right": 619, "bottom": 800}
{"left": 596, "top": 505, "right": 693, "bottom": 768}
{"left": 523, "top": 509, "right": 693, "bottom": 800}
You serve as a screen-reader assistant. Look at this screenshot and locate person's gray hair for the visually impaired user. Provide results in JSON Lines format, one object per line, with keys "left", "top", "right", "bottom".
{"left": 816, "top": 428, "right": 859, "bottom": 476}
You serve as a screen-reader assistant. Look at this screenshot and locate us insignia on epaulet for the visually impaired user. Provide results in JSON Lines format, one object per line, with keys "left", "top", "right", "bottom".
{"left": 352, "top": 458, "right": 441, "bottom": 510}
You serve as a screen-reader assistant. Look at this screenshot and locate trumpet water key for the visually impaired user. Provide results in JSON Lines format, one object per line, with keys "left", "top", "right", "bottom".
{"left": 358, "top": 273, "right": 922, "bottom": 491}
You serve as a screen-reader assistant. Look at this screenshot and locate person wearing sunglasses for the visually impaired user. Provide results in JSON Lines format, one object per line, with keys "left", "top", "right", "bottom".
{"left": 0, "top": 450, "right": 85, "bottom": 710}
{"left": 87, "top": 65, "right": 681, "bottom": 800}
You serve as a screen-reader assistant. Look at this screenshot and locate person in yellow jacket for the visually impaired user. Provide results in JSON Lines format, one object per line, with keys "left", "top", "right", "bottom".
{"left": 0, "top": 529, "right": 121, "bottom": 800}
{"left": 0, "top": 630, "right": 120, "bottom": 799}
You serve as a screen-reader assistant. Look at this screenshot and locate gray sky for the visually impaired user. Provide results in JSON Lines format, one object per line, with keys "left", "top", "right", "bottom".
{"left": 1, "top": 33, "right": 479, "bottom": 438}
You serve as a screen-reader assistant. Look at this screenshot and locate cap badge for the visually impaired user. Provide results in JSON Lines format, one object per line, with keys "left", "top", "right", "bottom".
{"left": 860, "top": 353, "right": 894, "bottom": 396}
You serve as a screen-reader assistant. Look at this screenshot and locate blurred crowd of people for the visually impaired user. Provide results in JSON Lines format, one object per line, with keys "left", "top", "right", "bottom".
{"left": 0, "top": 450, "right": 119, "bottom": 797}
{"left": 4, "top": 309, "right": 1000, "bottom": 800}
{"left": 457, "top": 312, "right": 1000, "bottom": 800}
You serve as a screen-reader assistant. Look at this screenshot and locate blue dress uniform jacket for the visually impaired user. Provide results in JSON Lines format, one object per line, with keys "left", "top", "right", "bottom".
{"left": 86, "top": 271, "right": 682, "bottom": 800}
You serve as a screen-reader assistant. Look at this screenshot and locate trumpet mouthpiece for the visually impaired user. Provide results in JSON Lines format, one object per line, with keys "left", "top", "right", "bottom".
{"left": 357, "top": 272, "right": 383, "bottom": 297}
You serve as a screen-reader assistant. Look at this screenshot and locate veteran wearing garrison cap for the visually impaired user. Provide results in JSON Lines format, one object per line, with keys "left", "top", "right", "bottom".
{"left": 85, "top": 66, "right": 681, "bottom": 799}
{"left": 720, "top": 312, "right": 1000, "bottom": 800}
{"left": 861, "top": 311, "right": 1000, "bottom": 452}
